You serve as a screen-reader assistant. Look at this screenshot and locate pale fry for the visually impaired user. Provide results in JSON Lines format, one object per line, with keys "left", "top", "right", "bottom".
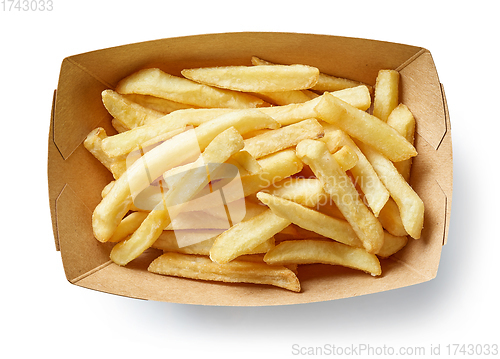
{"left": 83, "top": 127, "right": 127, "bottom": 179}
{"left": 355, "top": 140, "right": 424, "bottom": 239}
{"left": 110, "top": 127, "right": 245, "bottom": 265}
{"left": 263, "top": 240, "right": 382, "bottom": 276}
{"left": 116, "top": 68, "right": 267, "bottom": 108}
{"left": 210, "top": 209, "right": 291, "bottom": 264}
{"left": 256, "top": 192, "right": 363, "bottom": 248}
{"left": 243, "top": 118, "right": 324, "bottom": 159}
{"left": 320, "top": 127, "right": 390, "bottom": 216}
{"left": 102, "top": 89, "right": 164, "bottom": 129}
{"left": 148, "top": 252, "right": 301, "bottom": 292}
{"left": 182, "top": 64, "right": 319, "bottom": 92}
{"left": 295, "top": 139, "right": 384, "bottom": 253}
{"left": 373, "top": 69, "right": 400, "bottom": 122}
{"left": 313, "top": 92, "right": 417, "bottom": 162}
{"left": 387, "top": 104, "right": 416, "bottom": 182}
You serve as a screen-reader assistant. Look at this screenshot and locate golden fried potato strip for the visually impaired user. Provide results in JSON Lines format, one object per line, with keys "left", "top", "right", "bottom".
{"left": 148, "top": 252, "right": 301, "bottom": 292}
{"left": 264, "top": 239, "right": 382, "bottom": 276}
{"left": 296, "top": 139, "right": 384, "bottom": 253}
{"left": 313, "top": 92, "right": 417, "bottom": 162}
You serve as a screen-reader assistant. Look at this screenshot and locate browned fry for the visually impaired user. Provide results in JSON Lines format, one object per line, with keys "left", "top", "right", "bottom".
{"left": 148, "top": 252, "right": 301, "bottom": 292}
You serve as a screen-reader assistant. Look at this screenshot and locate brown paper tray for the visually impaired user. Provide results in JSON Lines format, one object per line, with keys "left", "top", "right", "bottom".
{"left": 48, "top": 32, "right": 452, "bottom": 306}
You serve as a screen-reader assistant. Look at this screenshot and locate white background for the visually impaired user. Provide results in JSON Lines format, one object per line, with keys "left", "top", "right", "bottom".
{"left": 2, "top": 1, "right": 499, "bottom": 358}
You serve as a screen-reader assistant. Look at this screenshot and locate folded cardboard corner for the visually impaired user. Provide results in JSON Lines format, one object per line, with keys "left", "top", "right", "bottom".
{"left": 48, "top": 32, "right": 452, "bottom": 306}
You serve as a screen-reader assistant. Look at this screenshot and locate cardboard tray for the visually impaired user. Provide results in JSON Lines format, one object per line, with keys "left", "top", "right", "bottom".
{"left": 48, "top": 32, "right": 452, "bottom": 306}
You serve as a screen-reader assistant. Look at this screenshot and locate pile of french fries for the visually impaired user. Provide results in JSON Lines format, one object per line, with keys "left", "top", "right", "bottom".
{"left": 84, "top": 56, "right": 424, "bottom": 293}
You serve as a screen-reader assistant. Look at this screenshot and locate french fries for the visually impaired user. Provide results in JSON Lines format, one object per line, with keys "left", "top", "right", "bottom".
{"left": 85, "top": 57, "right": 425, "bottom": 293}
{"left": 209, "top": 209, "right": 291, "bottom": 264}
{"left": 387, "top": 103, "right": 416, "bottom": 182}
{"left": 243, "top": 118, "right": 324, "bottom": 159}
{"left": 116, "top": 68, "right": 267, "bottom": 109}
{"left": 263, "top": 240, "right": 381, "bottom": 276}
{"left": 355, "top": 140, "right": 424, "bottom": 239}
{"left": 295, "top": 139, "right": 384, "bottom": 254}
{"left": 320, "top": 125, "right": 390, "bottom": 216}
{"left": 373, "top": 69, "right": 400, "bottom": 122}
{"left": 102, "top": 89, "right": 165, "bottom": 130}
{"left": 257, "top": 192, "right": 363, "bottom": 248}
{"left": 84, "top": 127, "right": 127, "bottom": 179}
{"left": 148, "top": 252, "right": 300, "bottom": 292}
{"left": 182, "top": 64, "right": 319, "bottom": 92}
{"left": 110, "top": 127, "right": 245, "bottom": 265}
{"left": 313, "top": 92, "right": 417, "bottom": 162}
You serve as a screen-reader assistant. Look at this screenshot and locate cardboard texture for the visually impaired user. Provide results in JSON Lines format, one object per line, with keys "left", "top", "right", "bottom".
{"left": 48, "top": 32, "right": 452, "bottom": 306}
